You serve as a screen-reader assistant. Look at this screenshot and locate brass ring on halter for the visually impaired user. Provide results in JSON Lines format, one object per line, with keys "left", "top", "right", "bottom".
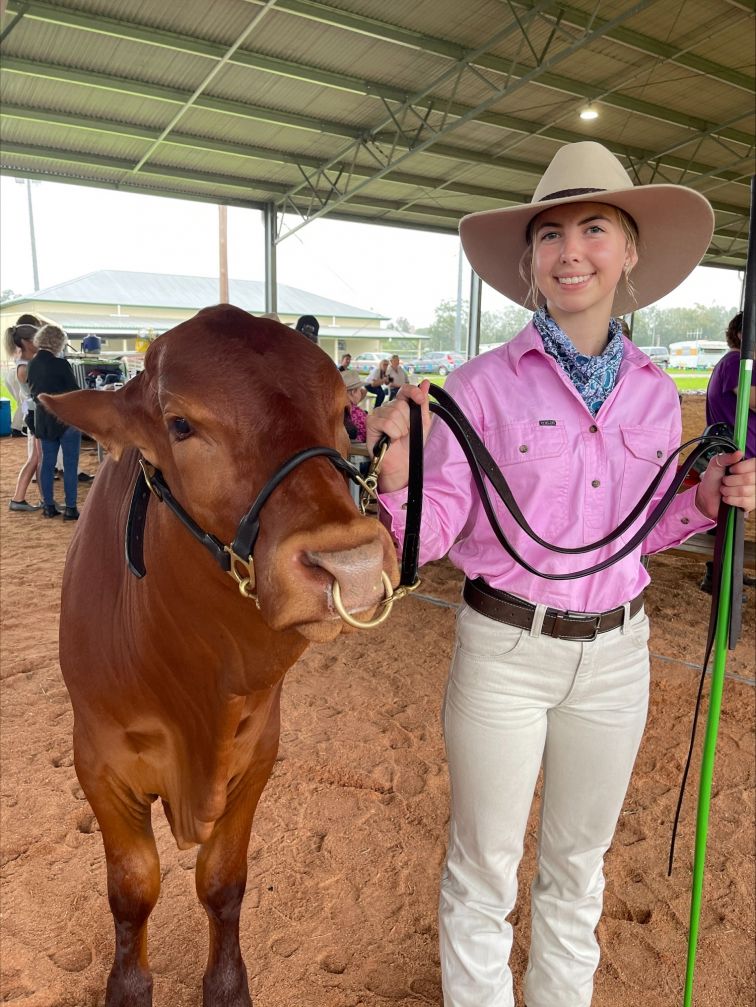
{"left": 332, "top": 571, "right": 395, "bottom": 629}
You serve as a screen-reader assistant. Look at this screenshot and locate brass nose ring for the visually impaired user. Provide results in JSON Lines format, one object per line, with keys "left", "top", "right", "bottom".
{"left": 332, "top": 571, "right": 394, "bottom": 629}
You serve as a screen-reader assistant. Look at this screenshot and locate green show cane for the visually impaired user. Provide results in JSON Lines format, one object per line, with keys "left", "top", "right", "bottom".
{"left": 683, "top": 176, "right": 755, "bottom": 1006}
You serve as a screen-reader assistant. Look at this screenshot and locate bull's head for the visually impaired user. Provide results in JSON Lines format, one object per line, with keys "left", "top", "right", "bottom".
{"left": 41, "top": 305, "right": 399, "bottom": 641}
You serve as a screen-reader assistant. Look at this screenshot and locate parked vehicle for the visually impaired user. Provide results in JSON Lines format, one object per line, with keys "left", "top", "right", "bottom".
{"left": 668, "top": 340, "right": 728, "bottom": 370}
{"left": 406, "top": 350, "right": 467, "bottom": 376}
{"left": 352, "top": 352, "right": 386, "bottom": 374}
{"left": 637, "top": 345, "right": 670, "bottom": 369}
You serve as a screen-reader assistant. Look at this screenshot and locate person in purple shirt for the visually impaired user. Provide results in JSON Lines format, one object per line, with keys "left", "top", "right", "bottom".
{"left": 706, "top": 312, "right": 755, "bottom": 459}
{"left": 368, "top": 142, "right": 755, "bottom": 1007}
{"left": 700, "top": 311, "right": 755, "bottom": 592}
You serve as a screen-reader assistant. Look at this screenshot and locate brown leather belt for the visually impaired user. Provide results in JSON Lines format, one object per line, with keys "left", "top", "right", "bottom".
{"left": 463, "top": 577, "right": 644, "bottom": 642}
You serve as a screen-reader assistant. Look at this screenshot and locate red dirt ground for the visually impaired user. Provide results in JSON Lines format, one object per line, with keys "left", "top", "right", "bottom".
{"left": 1, "top": 395, "right": 754, "bottom": 1007}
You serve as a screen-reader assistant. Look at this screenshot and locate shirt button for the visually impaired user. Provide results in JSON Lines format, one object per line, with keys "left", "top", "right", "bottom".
{"left": 589, "top": 424, "right": 598, "bottom": 433}
{"left": 657, "top": 450, "right": 663, "bottom": 458}
{"left": 519, "top": 444, "right": 528, "bottom": 453}
{"left": 591, "top": 479, "right": 601, "bottom": 488}
{"left": 681, "top": 517, "right": 690, "bottom": 525}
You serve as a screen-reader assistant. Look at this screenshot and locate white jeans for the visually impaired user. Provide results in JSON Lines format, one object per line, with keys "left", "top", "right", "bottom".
{"left": 439, "top": 602, "right": 650, "bottom": 1007}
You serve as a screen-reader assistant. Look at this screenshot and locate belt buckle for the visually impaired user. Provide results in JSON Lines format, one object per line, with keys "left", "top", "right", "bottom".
{"left": 560, "top": 611, "right": 601, "bottom": 642}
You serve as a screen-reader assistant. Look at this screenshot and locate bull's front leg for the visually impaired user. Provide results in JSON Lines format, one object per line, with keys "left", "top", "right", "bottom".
{"left": 80, "top": 776, "right": 160, "bottom": 1007}
{"left": 195, "top": 761, "right": 275, "bottom": 1007}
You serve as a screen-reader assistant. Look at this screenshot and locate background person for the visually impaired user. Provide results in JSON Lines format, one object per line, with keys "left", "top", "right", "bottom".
{"left": 27, "top": 325, "right": 82, "bottom": 521}
{"left": 4, "top": 318, "right": 43, "bottom": 512}
{"left": 341, "top": 368, "right": 368, "bottom": 442}
{"left": 386, "top": 354, "right": 409, "bottom": 401}
{"left": 294, "top": 314, "right": 320, "bottom": 345}
{"left": 338, "top": 353, "right": 352, "bottom": 372}
{"left": 365, "top": 359, "right": 390, "bottom": 408}
{"left": 705, "top": 311, "right": 755, "bottom": 457}
{"left": 700, "top": 310, "right": 755, "bottom": 592}
{"left": 4, "top": 313, "right": 43, "bottom": 435}
{"left": 367, "top": 141, "right": 754, "bottom": 1007}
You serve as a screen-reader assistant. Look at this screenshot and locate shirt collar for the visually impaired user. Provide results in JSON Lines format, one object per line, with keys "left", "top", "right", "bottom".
{"left": 509, "top": 321, "right": 655, "bottom": 374}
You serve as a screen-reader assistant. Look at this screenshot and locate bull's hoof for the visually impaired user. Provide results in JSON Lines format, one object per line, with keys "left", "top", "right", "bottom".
{"left": 105, "top": 965, "right": 153, "bottom": 1007}
{"left": 203, "top": 964, "right": 252, "bottom": 1007}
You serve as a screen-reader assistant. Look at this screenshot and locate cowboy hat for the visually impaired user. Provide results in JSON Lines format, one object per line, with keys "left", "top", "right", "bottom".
{"left": 459, "top": 141, "right": 715, "bottom": 315}
{"left": 341, "top": 369, "right": 365, "bottom": 392}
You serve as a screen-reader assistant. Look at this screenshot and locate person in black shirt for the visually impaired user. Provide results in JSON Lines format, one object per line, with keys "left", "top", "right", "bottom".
{"left": 27, "top": 325, "right": 82, "bottom": 520}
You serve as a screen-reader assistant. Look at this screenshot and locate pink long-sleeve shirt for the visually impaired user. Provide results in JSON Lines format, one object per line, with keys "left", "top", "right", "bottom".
{"left": 379, "top": 323, "right": 714, "bottom": 613}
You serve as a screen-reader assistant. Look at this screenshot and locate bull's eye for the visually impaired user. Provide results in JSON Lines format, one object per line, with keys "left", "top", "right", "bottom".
{"left": 170, "top": 417, "right": 193, "bottom": 440}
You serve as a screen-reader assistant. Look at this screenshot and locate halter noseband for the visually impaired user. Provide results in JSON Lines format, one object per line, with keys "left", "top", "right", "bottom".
{"left": 126, "top": 447, "right": 384, "bottom": 606}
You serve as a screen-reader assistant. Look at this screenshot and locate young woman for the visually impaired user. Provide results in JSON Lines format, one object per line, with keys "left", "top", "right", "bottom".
{"left": 27, "top": 324, "right": 82, "bottom": 521}
{"left": 5, "top": 316, "right": 43, "bottom": 512}
{"left": 367, "top": 142, "right": 755, "bottom": 1007}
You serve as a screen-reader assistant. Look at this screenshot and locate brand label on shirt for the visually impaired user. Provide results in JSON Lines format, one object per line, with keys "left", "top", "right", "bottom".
{"left": 539, "top": 419, "right": 556, "bottom": 426}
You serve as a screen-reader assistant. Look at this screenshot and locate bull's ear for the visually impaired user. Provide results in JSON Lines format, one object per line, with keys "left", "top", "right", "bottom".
{"left": 39, "top": 378, "right": 156, "bottom": 462}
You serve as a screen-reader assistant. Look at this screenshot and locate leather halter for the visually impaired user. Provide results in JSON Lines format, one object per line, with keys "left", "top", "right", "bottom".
{"left": 126, "top": 447, "right": 362, "bottom": 595}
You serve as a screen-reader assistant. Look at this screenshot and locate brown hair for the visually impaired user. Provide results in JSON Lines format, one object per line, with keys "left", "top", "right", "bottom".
{"left": 725, "top": 311, "right": 742, "bottom": 351}
{"left": 519, "top": 205, "right": 639, "bottom": 310}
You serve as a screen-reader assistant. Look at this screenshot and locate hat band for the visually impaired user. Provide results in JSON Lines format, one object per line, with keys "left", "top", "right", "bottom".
{"left": 538, "top": 186, "right": 605, "bottom": 202}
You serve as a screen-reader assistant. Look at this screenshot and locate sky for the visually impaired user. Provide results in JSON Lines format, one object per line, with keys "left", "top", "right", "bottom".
{"left": 0, "top": 176, "right": 744, "bottom": 329}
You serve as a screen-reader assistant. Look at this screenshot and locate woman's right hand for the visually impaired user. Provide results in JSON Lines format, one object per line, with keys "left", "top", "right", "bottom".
{"left": 366, "top": 380, "right": 433, "bottom": 493}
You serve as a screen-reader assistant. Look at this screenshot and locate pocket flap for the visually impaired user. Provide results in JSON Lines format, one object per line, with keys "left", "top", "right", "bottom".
{"left": 489, "top": 420, "right": 567, "bottom": 464}
{"left": 621, "top": 425, "right": 668, "bottom": 465}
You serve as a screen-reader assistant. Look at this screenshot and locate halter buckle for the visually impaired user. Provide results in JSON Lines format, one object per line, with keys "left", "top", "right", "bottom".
{"left": 359, "top": 440, "right": 388, "bottom": 514}
{"left": 224, "top": 546, "right": 258, "bottom": 602}
{"left": 139, "top": 459, "right": 163, "bottom": 501}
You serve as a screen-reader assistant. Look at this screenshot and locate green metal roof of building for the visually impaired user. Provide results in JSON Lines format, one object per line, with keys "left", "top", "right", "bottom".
{"left": 6, "top": 269, "right": 388, "bottom": 319}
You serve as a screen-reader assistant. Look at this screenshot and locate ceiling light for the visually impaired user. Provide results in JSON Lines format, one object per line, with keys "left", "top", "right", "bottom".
{"left": 580, "top": 103, "right": 599, "bottom": 121}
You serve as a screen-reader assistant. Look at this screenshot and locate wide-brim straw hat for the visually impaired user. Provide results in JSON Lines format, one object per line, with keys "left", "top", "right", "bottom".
{"left": 341, "top": 369, "right": 365, "bottom": 392}
{"left": 459, "top": 141, "right": 715, "bottom": 315}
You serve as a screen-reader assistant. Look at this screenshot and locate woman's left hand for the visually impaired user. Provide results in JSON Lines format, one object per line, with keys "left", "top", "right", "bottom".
{"left": 696, "top": 451, "right": 756, "bottom": 519}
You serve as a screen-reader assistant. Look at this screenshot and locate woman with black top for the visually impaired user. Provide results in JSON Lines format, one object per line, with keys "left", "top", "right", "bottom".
{"left": 27, "top": 324, "right": 82, "bottom": 520}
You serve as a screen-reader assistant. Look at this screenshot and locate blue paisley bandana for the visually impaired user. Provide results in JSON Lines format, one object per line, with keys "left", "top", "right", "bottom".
{"left": 533, "top": 307, "right": 623, "bottom": 416}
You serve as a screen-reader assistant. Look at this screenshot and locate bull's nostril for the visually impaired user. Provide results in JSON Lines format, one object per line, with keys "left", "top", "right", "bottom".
{"left": 305, "top": 542, "right": 386, "bottom": 614}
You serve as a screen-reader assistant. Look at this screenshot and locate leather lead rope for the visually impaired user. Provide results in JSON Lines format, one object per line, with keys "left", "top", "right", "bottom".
{"left": 398, "top": 395, "right": 424, "bottom": 589}
{"left": 392, "top": 386, "right": 738, "bottom": 586}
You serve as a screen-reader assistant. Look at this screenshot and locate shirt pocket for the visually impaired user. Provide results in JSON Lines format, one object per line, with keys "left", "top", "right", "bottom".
{"left": 486, "top": 420, "right": 571, "bottom": 536}
{"left": 618, "top": 425, "right": 668, "bottom": 522}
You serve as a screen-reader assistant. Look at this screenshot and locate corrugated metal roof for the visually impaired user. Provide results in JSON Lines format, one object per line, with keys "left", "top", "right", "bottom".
{"left": 6, "top": 268, "right": 389, "bottom": 318}
{"left": 0, "top": 0, "right": 752, "bottom": 267}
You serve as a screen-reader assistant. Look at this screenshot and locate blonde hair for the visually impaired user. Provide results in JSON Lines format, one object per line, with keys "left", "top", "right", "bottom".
{"left": 34, "top": 324, "right": 67, "bottom": 355}
{"left": 4, "top": 322, "right": 38, "bottom": 357}
{"left": 519, "top": 205, "right": 639, "bottom": 310}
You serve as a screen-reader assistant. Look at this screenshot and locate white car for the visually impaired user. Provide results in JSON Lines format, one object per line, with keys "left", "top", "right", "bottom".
{"left": 638, "top": 345, "right": 670, "bottom": 369}
{"left": 352, "top": 352, "right": 387, "bottom": 374}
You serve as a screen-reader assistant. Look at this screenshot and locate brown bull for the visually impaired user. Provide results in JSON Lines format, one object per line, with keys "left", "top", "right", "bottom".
{"left": 42, "top": 305, "right": 398, "bottom": 1007}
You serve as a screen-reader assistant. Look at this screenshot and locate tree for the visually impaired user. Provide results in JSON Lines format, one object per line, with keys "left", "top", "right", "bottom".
{"left": 630, "top": 303, "right": 739, "bottom": 346}
{"left": 1, "top": 289, "right": 19, "bottom": 304}
{"left": 391, "top": 316, "right": 414, "bottom": 333}
{"left": 480, "top": 305, "right": 530, "bottom": 345}
{"left": 420, "top": 299, "right": 530, "bottom": 351}
{"left": 421, "top": 299, "right": 469, "bottom": 350}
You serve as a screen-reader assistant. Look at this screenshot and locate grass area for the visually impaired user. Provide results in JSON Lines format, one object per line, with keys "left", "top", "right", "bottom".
{"left": 667, "top": 369, "right": 710, "bottom": 393}
{"left": 1, "top": 379, "right": 18, "bottom": 406}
